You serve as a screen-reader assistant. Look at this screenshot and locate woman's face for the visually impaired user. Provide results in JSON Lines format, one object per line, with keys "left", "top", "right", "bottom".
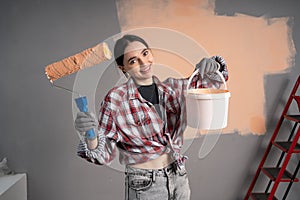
{"left": 121, "top": 41, "right": 154, "bottom": 85}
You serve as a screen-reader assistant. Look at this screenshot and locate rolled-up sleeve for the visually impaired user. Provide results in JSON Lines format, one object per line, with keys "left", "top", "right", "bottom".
{"left": 77, "top": 96, "right": 120, "bottom": 165}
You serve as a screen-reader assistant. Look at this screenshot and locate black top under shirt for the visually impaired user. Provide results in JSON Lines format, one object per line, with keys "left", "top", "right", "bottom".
{"left": 137, "top": 83, "right": 162, "bottom": 119}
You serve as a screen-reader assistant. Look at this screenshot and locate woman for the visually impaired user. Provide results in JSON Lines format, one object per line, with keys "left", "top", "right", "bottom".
{"left": 75, "top": 34, "right": 228, "bottom": 200}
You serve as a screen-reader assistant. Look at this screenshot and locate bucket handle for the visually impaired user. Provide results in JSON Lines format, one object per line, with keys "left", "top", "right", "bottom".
{"left": 187, "top": 68, "right": 227, "bottom": 91}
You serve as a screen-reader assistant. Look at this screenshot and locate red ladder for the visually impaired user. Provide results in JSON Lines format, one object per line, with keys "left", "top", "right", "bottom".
{"left": 244, "top": 75, "right": 300, "bottom": 200}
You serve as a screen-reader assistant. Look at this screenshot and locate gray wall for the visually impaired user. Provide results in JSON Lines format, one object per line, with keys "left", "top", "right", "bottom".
{"left": 0, "top": 0, "right": 299, "bottom": 200}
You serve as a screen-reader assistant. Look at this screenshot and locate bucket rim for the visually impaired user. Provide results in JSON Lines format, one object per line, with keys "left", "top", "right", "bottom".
{"left": 185, "top": 90, "right": 231, "bottom": 100}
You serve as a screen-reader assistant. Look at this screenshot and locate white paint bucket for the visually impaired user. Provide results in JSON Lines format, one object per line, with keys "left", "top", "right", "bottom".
{"left": 185, "top": 70, "right": 230, "bottom": 130}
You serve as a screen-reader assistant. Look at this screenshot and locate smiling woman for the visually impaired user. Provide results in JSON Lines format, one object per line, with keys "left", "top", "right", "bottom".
{"left": 120, "top": 41, "right": 154, "bottom": 85}
{"left": 74, "top": 34, "right": 228, "bottom": 200}
{"left": 116, "top": 0, "right": 295, "bottom": 135}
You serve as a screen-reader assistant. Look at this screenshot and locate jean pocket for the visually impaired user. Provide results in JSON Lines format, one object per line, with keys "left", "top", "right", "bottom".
{"left": 128, "top": 174, "right": 152, "bottom": 191}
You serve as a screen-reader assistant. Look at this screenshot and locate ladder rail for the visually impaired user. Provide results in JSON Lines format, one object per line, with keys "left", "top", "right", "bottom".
{"left": 265, "top": 122, "right": 298, "bottom": 193}
{"left": 244, "top": 75, "right": 300, "bottom": 200}
{"left": 283, "top": 160, "right": 300, "bottom": 200}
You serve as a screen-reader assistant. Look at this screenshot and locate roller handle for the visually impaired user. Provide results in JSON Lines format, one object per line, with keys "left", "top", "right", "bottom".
{"left": 75, "top": 96, "right": 96, "bottom": 140}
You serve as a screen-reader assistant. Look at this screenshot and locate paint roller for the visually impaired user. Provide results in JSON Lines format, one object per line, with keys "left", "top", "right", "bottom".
{"left": 45, "top": 42, "right": 112, "bottom": 139}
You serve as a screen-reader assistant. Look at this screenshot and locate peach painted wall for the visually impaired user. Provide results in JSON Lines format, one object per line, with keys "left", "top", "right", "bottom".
{"left": 116, "top": 0, "right": 296, "bottom": 135}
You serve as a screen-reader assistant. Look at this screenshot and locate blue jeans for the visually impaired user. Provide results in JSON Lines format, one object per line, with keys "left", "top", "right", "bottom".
{"left": 125, "top": 162, "right": 191, "bottom": 200}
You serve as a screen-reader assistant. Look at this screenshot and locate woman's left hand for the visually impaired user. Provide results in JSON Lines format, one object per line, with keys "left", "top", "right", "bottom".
{"left": 195, "top": 57, "right": 220, "bottom": 79}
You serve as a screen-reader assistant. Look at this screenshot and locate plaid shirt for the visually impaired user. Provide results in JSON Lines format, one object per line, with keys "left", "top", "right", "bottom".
{"left": 77, "top": 56, "right": 228, "bottom": 168}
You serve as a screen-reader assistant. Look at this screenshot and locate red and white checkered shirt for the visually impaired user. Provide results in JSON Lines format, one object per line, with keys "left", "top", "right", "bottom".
{"left": 77, "top": 56, "right": 228, "bottom": 168}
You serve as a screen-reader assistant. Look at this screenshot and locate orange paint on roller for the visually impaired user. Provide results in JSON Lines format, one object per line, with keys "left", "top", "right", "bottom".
{"left": 45, "top": 42, "right": 112, "bottom": 83}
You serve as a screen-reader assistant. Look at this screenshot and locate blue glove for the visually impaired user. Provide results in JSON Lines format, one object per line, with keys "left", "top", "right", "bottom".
{"left": 195, "top": 57, "right": 220, "bottom": 79}
{"left": 74, "top": 112, "right": 98, "bottom": 135}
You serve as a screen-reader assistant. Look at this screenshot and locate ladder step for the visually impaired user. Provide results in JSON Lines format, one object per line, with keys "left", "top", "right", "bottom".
{"left": 284, "top": 114, "right": 300, "bottom": 122}
{"left": 262, "top": 168, "right": 299, "bottom": 182}
{"left": 273, "top": 141, "right": 300, "bottom": 153}
{"left": 250, "top": 193, "right": 278, "bottom": 200}
{"left": 244, "top": 77, "right": 300, "bottom": 200}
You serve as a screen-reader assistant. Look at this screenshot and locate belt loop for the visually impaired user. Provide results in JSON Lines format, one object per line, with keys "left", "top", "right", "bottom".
{"left": 152, "top": 170, "right": 156, "bottom": 182}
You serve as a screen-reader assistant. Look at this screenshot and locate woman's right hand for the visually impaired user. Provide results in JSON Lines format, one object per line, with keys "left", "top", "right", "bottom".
{"left": 74, "top": 112, "right": 98, "bottom": 134}
{"left": 195, "top": 57, "right": 220, "bottom": 79}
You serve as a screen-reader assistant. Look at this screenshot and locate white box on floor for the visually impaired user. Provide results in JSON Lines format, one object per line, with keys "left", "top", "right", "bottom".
{"left": 0, "top": 173, "right": 27, "bottom": 200}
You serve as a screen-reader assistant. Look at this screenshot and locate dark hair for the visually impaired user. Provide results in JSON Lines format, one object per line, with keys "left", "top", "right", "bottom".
{"left": 114, "top": 34, "right": 149, "bottom": 66}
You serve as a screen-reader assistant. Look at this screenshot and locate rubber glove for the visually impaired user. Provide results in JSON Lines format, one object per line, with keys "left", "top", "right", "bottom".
{"left": 195, "top": 57, "right": 220, "bottom": 79}
{"left": 75, "top": 112, "right": 98, "bottom": 134}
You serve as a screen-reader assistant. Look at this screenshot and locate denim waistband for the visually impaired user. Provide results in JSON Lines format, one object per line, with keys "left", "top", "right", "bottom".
{"left": 125, "top": 162, "right": 177, "bottom": 177}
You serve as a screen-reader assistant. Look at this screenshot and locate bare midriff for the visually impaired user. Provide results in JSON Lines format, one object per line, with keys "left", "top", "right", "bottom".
{"left": 129, "top": 153, "right": 174, "bottom": 169}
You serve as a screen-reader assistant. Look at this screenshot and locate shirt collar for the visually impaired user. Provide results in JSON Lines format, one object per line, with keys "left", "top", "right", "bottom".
{"left": 152, "top": 76, "right": 174, "bottom": 96}
{"left": 127, "top": 78, "right": 140, "bottom": 100}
